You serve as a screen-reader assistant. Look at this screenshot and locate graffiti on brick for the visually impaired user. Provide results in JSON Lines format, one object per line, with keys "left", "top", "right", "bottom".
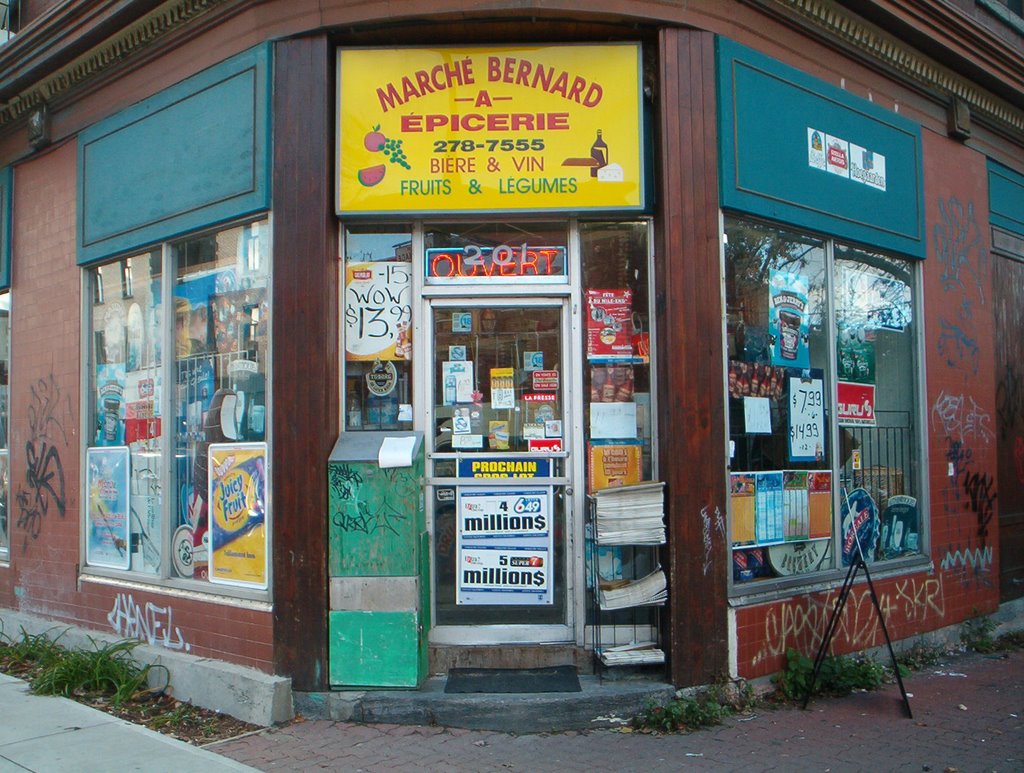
{"left": 931, "top": 390, "right": 993, "bottom": 445}
{"left": 15, "top": 375, "right": 70, "bottom": 551}
{"left": 934, "top": 196, "right": 985, "bottom": 316}
{"left": 940, "top": 544, "right": 993, "bottom": 589}
{"left": 750, "top": 574, "right": 945, "bottom": 667}
{"left": 107, "top": 592, "right": 191, "bottom": 652}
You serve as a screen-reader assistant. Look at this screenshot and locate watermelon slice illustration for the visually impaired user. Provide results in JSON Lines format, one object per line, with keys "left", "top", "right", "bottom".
{"left": 358, "top": 164, "right": 386, "bottom": 187}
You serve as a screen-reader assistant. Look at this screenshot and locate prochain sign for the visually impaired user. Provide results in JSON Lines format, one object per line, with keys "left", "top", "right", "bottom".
{"left": 337, "top": 45, "right": 644, "bottom": 214}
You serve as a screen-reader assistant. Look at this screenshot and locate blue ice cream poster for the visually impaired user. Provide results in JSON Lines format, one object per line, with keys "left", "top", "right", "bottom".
{"left": 95, "top": 363, "right": 127, "bottom": 446}
{"left": 769, "top": 270, "right": 810, "bottom": 369}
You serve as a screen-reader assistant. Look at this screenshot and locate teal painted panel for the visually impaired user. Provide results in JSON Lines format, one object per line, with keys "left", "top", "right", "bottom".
{"left": 328, "top": 451, "right": 425, "bottom": 577}
{"left": 329, "top": 610, "right": 424, "bottom": 687}
{"left": 0, "top": 166, "right": 10, "bottom": 289}
{"left": 989, "top": 160, "right": 1024, "bottom": 239}
{"left": 77, "top": 45, "right": 271, "bottom": 264}
{"left": 717, "top": 38, "right": 925, "bottom": 258}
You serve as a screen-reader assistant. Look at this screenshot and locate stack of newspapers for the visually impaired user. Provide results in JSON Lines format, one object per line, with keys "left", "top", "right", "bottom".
{"left": 598, "top": 568, "right": 668, "bottom": 609}
{"left": 598, "top": 642, "right": 666, "bottom": 666}
{"left": 593, "top": 482, "right": 666, "bottom": 545}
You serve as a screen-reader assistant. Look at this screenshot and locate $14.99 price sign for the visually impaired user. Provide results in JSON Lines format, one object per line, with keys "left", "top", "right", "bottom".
{"left": 788, "top": 376, "right": 825, "bottom": 462}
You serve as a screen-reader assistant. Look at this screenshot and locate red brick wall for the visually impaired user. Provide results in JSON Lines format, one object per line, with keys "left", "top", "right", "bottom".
{"left": 735, "top": 130, "right": 1000, "bottom": 679}
{"left": 0, "top": 141, "right": 274, "bottom": 674}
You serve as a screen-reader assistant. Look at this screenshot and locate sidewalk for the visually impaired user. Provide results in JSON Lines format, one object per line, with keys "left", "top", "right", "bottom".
{"left": 211, "top": 650, "right": 1023, "bottom": 773}
{"left": 0, "top": 672, "right": 257, "bottom": 773}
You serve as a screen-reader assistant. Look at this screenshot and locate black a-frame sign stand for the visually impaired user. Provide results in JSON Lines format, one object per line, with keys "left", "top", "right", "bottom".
{"left": 802, "top": 491, "right": 913, "bottom": 719}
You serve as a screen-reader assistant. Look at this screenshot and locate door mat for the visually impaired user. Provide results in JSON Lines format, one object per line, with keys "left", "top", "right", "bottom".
{"left": 444, "top": 665, "right": 582, "bottom": 694}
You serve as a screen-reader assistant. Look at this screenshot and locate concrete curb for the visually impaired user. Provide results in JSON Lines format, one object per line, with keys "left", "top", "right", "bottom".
{"left": 295, "top": 676, "right": 677, "bottom": 733}
{"left": 0, "top": 610, "right": 292, "bottom": 727}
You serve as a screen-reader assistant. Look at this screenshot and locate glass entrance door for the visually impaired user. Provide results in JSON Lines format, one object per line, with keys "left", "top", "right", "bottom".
{"left": 427, "top": 299, "right": 573, "bottom": 641}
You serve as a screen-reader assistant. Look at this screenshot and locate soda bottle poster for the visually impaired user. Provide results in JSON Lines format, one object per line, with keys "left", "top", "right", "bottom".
{"left": 208, "top": 442, "right": 269, "bottom": 589}
{"left": 768, "top": 271, "right": 810, "bottom": 369}
{"left": 86, "top": 446, "right": 131, "bottom": 570}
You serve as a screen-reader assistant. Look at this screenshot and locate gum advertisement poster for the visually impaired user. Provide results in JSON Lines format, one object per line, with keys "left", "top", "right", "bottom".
{"left": 337, "top": 44, "right": 644, "bottom": 214}
{"left": 208, "top": 443, "right": 269, "bottom": 589}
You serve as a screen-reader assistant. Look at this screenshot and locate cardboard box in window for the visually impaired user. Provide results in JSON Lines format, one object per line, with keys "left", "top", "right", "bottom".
{"left": 854, "top": 466, "right": 904, "bottom": 510}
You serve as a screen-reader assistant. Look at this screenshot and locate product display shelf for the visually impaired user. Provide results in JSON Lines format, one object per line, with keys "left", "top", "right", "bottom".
{"left": 588, "top": 482, "right": 667, "bottom": 671}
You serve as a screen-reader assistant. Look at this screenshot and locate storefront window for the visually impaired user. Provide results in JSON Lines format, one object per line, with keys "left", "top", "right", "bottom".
{"left": 87, "top": 251, "right": 163, "bottom": 573}
{"left": 834, "top": 245, "right": 920, "bottom": 563}
{"left": 0, "top": 292, "right": 9, "bottom": 558}
{"left": 84, "top": 219, "right": 271, "bottom": 590}
{"left": 343, "top": 225, "right": 413, "bottom": 431}
{"left": 580, "top": 222, "right": 655, "bottom": 490}
{"left": 725, "top": 216, "right": 921, "bottom": 588}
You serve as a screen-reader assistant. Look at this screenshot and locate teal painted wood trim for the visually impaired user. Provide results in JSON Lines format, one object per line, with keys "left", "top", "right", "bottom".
{"left": 716, "top": 37, "right": 925, "bottom": 258}
{"left": 77, "top": 44, "right": 271, "bottom": 265}
{"left": 329, "top": 610, "right": 425, "bottom": 687}
{"left": 0, "top": 166, "right": 10, "bottom": 289}
{"left": 988, "top": 159, "right": 1024, "bottom": 239}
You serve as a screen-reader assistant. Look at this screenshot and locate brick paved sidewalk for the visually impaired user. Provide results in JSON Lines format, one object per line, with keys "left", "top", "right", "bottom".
{"left": 211, "top": 650, "right": 1023, "bottom": 773}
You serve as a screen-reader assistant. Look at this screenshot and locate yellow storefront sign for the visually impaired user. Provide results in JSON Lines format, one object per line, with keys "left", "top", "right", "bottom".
{"left": 337, "top": 44, "right": 644, "bottom": 214}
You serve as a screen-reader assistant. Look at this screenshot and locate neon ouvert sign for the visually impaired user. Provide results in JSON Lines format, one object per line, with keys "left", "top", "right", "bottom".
{"left": 425, "top": 244, "right": 567, "bottom": 284}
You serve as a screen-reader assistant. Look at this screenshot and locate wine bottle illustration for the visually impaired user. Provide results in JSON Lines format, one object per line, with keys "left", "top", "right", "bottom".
{"left": 590, "top": 129, "right": 608, "bottom": 177}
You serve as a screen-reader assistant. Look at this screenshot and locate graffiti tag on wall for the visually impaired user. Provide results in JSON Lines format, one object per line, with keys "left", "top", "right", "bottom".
{"left": 107, "top": 592, "right": 191, "bottom": 652}
{"left": 15, "top": 375, "right": 70, "bottom": 551}
{"left": 750, "top": 574, "right": 945, "bottom": 667}
{"left": 329, "top": 463, "right": 409, "bottom": 536}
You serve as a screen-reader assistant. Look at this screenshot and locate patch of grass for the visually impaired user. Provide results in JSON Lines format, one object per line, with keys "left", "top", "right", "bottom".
{"left": 995, "top": 629, "right": 1024, "bottom": 651}
{"left": 30, "top": 637, "right": 168, "bottom": 707}
{"left": 961, "top": 614, "right": 998, "bottom": 653}
{"left": 772, "top": 647, "right": 886, "bottom": 702}
{"left": 898, "top": 640, "right": 947, "bottom": 672}
{"left": 633, "top": 678, "right": 757, "bottom": 734}
{"left": 0, "top": 626, "right": 258, "bottom": 745}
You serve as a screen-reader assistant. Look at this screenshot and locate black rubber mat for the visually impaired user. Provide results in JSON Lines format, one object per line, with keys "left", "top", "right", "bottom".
{"left": 444, "top": 665, "right": 581, "bottom": 693}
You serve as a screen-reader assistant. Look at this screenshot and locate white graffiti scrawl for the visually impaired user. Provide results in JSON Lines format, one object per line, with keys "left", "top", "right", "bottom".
{"left": 107, "top": 593, "right": 191, "bottom": 652}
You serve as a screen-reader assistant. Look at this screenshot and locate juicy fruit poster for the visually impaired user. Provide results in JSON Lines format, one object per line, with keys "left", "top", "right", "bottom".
{"left": 208, "top": 443, "right": 268, "bottom": 589}
{"left": 337, "top": 45, "right": 643, "bottom": 214}
{"left": 768, "top": 270, "right": 810, "bottom": 369}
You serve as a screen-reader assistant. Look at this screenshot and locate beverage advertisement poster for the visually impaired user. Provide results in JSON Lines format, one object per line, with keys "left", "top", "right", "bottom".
{"left": 768, "top": 271, "right": 810, "bottom": 368}
{"left": 836, "top": 320, "right": 876, "bottom": 384}
{"left": 456, "top": 487, "right": 553, "bottom": 605}
{"left": 344, "top": 261, "right": 412, "bottom": 361}
{"left": 337, "top": 44, "right": 644, "bottom": 215}
{"left": 86, "top": 446, "right": 131, "bottom": 570}
{"left": 585, "top": 289, "right": 633, "bottom": 359}
{"left": 208, "top": 443, "right": 269, "bottom": 589}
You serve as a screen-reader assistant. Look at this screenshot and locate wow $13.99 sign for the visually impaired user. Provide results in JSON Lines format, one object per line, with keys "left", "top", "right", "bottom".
{"left": 337, "top": 44, "right": 644, "bottom": 215}
{"left": 456, "top": 487, "right": 553, "bottom": 605}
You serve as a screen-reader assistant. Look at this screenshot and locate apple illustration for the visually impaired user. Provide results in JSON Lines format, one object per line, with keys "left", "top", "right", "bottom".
{"left": 364, "top": 125, "right": 386, "bottom": 152}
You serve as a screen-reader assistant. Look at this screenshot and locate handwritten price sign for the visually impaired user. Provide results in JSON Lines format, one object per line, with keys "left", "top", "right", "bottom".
{"left": 789, "top": 377, "right": 825, "bottom": 462}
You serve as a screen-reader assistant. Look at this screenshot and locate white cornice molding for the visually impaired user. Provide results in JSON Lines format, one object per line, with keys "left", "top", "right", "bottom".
{"left": 0, "top": 0, "right": 231, "bottom": 128}
{"left": 754, "top": 0, "right": 1024, "bottom": 139}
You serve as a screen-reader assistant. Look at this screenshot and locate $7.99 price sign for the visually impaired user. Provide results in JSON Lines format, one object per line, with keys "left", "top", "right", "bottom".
{"left": 788, "top": 377, "right": 825, "bottom": 462}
